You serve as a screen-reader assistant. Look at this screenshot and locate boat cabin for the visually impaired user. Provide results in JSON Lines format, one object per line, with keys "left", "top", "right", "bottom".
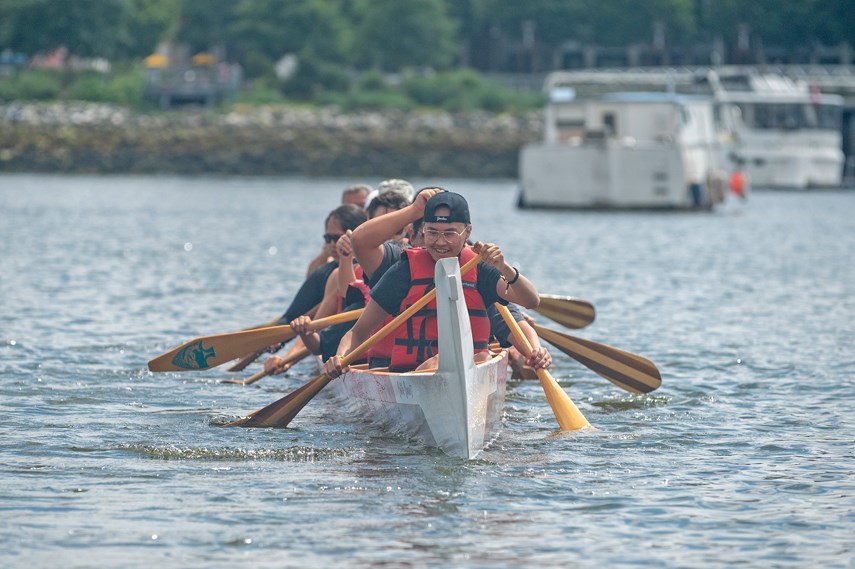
{"left": 519, "top": 90, "right": 729, "bottom": 210}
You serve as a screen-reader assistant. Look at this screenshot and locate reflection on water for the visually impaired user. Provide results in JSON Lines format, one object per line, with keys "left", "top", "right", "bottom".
{"left": 1, "top": 174, "right": 854, "bottom": 568}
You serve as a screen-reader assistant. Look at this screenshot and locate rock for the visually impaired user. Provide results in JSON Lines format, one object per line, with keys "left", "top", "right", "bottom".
{"left": 0, "top": 102, "right": 543, "bottom": 177}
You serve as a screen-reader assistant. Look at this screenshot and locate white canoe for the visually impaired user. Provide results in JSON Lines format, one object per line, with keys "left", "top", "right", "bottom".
{"left": 330, "top": 257, "right": 508, "bottom": 459}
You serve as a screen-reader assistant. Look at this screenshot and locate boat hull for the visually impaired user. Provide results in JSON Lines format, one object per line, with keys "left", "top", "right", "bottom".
{"left": 330, "top": 353, "right": 508, "bottom": 459}
{"left": 329, "top": 256, "right": 508, "bottom": 459}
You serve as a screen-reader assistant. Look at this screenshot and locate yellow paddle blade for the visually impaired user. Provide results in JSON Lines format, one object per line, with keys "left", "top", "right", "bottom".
{"left": 497, "top": 304, "right": 590, "bottom": 430}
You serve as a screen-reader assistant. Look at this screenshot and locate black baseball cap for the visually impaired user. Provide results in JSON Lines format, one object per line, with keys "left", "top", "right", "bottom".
{"left": 423, "top": 191, "right": 470, "bottom": 224}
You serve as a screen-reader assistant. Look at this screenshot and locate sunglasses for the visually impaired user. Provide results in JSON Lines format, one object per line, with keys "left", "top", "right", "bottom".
{"left": 323, "top": 233, "right": 343, "bottom": 244}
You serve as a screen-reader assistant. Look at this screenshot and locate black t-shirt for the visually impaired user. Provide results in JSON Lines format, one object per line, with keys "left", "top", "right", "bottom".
{"left": 277, "top": 260, "right": 337, "bottom": 325}
{"left": 370, "top": 253, "right": 509, "bottom": 317}
{"left": 362, "top": 241, "right": 406, "bottom": 289}
{"left": 487, "top": 302, "right": 523, "bottom": 348}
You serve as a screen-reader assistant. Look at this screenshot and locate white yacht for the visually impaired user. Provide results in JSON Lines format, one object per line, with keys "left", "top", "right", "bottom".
{"left": 701, "top": 71, "right": 844, "bottom": 189}
{"left": 519, "top": 86, "right": 731, "bottom": 210}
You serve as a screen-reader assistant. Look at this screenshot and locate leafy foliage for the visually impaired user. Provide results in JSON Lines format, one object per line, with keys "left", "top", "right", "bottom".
{"left": 0, "top": 0, "right": 852, "bottom": 111}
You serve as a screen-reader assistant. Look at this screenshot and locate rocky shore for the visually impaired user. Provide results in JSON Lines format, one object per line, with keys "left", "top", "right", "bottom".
{"left": 0, "top": 103, "right": 542, "bottom": 178}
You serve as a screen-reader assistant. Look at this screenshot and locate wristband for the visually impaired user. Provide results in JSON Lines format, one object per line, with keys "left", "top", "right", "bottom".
{"left": 503, "top": 267, "right": 520, "bottom": 293}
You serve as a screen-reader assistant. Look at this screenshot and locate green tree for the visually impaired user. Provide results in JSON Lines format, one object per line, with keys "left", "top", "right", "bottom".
{"left": 228, "top": 0, "right": 352, "bottom": 77}
{"left": 706, "top": 0, "right": 854, "bottom": 48}
{"left": 352, "top": 0, "right": 458, "bottom": 71}
{"left": 175, "top": 0, "right": 237, "bottom": 55}
{"left": 479, "top": 0, "right": 695, "bottom": 48}
{"left": 2, "top": 0, "right": 126, "bottom": 57}
{"left": 119, "top": 0, "right": 179, "bottom": 59}
{"left": 0, "top": 0, "right": 174, "bottom": 59}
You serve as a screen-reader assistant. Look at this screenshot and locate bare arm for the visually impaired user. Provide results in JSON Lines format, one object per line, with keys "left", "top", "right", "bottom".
{"left": 336, "top": 231, "right": 357, "bottom": 298}
{"left": 351, "top": 188, "right": 443, "bottom": 277}
{"left": 517, "top": 319, "right": 551, "bottom": 369}
{"left": 473, "top": 241, "right": 540, "bottom": 309}
{"left": 322, "top": 300, "right": 389, "bottom": 378}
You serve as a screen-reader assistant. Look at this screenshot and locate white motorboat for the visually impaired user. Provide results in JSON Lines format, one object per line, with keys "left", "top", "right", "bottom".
{"left": 702, "top": 70, "right": 844, "bottom": 189}
{"left": 519, "top": 88, "right": 730, "bottom": 210}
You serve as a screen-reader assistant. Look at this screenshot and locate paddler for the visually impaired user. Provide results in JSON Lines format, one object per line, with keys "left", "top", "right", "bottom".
{"left": 260, "top": 203, "right": 367, "bottom": 365}
{"left": 348, "top": 187, "right": 551, "bottom": 373}
{"left": 323, "top": 191, "right": 545, "bottom": 377}
{"left": 305, "top": 183, "right": 373, "bottom": 276}
{"left": 262, "top": 191, "right": 412, "bottom": 373}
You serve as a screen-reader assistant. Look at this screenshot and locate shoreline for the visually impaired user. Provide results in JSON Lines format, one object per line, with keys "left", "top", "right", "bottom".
{"left": 0, "top": 103, "right": 542, "bottom": 178}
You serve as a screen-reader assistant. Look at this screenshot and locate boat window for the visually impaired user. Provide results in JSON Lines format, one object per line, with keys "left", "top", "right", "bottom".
{"left": 602, "top": 113, "right": 617, "bottom": 136}
{"left": 816, "top": 104, "right": 842, "bottom": 130}
{"left": 736, "top": 102, "right": 839, "bottom": 131}
{"left": 556, "top": 119, "right": 585, "bottom": 142}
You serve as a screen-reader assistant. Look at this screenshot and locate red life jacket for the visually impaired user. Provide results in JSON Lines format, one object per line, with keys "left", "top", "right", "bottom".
{"left": 388, "top": 246, "right": 491, "bottom": 372}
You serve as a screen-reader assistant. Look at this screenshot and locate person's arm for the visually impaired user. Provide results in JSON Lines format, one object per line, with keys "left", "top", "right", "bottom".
{"left": 488, "top": 304, "right": 551, "bottom": 369}
{"left": 473, "top": 241, "right": 540, "bottom": 309}
{"left": 323, "top": 258, "right": 409, "bottom": 377}
{"left": 336, "top": 231, "right": 357, "bottom": 298}
{"left": 289, "top": 269, "right": 340, "bottom": 355}
{"left": 517, "top": 319, "right": 552, "bottom": 369}
{"left": 351, "top": 188, "right": 442, "bottom": 277}
{"left": 322, "top": 300, "right": 389, "bottom": 378}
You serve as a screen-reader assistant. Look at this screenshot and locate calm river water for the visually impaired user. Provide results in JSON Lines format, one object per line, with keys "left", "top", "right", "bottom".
{"left": 1, "top": 174, "right": 853, "bottom": 568}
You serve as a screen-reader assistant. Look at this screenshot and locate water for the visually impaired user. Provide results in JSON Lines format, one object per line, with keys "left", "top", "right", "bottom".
{"left": 1, "top": 174, "right": 853, "bottom": 568}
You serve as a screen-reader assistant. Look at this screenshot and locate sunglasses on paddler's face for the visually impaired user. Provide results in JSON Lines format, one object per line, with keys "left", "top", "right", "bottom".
{"left": 323, "top": 233, "right": 343, "bottom": 244}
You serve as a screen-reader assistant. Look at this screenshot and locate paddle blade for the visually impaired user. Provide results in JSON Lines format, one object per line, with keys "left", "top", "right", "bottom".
{"left": 496, "top": 303, "right": 590, "bottom": 430}
{"left": 226, "top": 374, "right": 332, "bottom": 428}
{"left": 534, "top": 295, "right": 596, "bottom": 329}
{"left": 226, "top": 309, "right": 363, "bottom": 372}
{"left": 148, "top": 326, "right": 297, "bottom": 372}
{"left": 537, "top": 369, "right": 590, "bottom": 430}
{"left": 534, "top": 324, "right": 661, "bottom": 394}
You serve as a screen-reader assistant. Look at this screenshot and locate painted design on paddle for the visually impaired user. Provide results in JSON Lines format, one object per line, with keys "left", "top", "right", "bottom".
{"left": 170, "top": 341, "right": 217, "bottom": 370}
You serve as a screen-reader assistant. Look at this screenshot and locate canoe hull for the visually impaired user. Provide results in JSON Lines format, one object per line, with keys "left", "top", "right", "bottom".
{"left": 331, "top": 353, "right": 508, "bottom": 459}
{"left": 330, "top": 256, "right": 508, "bottom": 459}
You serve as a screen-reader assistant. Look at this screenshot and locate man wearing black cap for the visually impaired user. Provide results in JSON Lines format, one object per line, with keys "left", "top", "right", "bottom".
{"left": 324, "top": 191, "right": 543, "bottom": 375}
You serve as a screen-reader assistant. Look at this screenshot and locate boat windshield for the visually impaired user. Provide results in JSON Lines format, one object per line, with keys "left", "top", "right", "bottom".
{"left": 735, "top": 102, "right": 841, "bottom": 131}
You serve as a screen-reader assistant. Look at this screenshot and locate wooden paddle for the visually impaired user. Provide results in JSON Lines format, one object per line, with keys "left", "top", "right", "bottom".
{"left": 147, "top": 309, "right": 363, "bottom": 372}
{"left": 497, "top": 304, "right": 590, "bottom": 430}
{"left": 221, "top": 346, "right": 312, "bottom": 385}
{"left": 533, "top": 295, "right": 596, "bottom": 329}
{"left": 226, "top": 351, "right": 266, "bottom": 373}
{"left": 227, "top": 303, "right": 321, "bottom": 372}
{"left": 532, "top": 323, "right": 662, "bottom": 394}
{"left": 226, "top": 254, "right": 483, "bottom": 428}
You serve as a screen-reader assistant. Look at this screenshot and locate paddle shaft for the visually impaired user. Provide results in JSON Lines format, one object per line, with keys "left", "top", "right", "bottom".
{"left": 228, "top": 254, "right": 483, "bottom": 428}
{"left": 228, "top": 304, "right": 322, "bottom": 371}
{"left": 221, "top": 346, "right": 312, "bottom": 386}
{"left": 497, "top": 304, "right": 590, "bottom": 430}
{"left": 148, "top": 308, "right": 362, "bottom": 372}
{"left": 532, "top": 323, "right": 661, "bottom": 394}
